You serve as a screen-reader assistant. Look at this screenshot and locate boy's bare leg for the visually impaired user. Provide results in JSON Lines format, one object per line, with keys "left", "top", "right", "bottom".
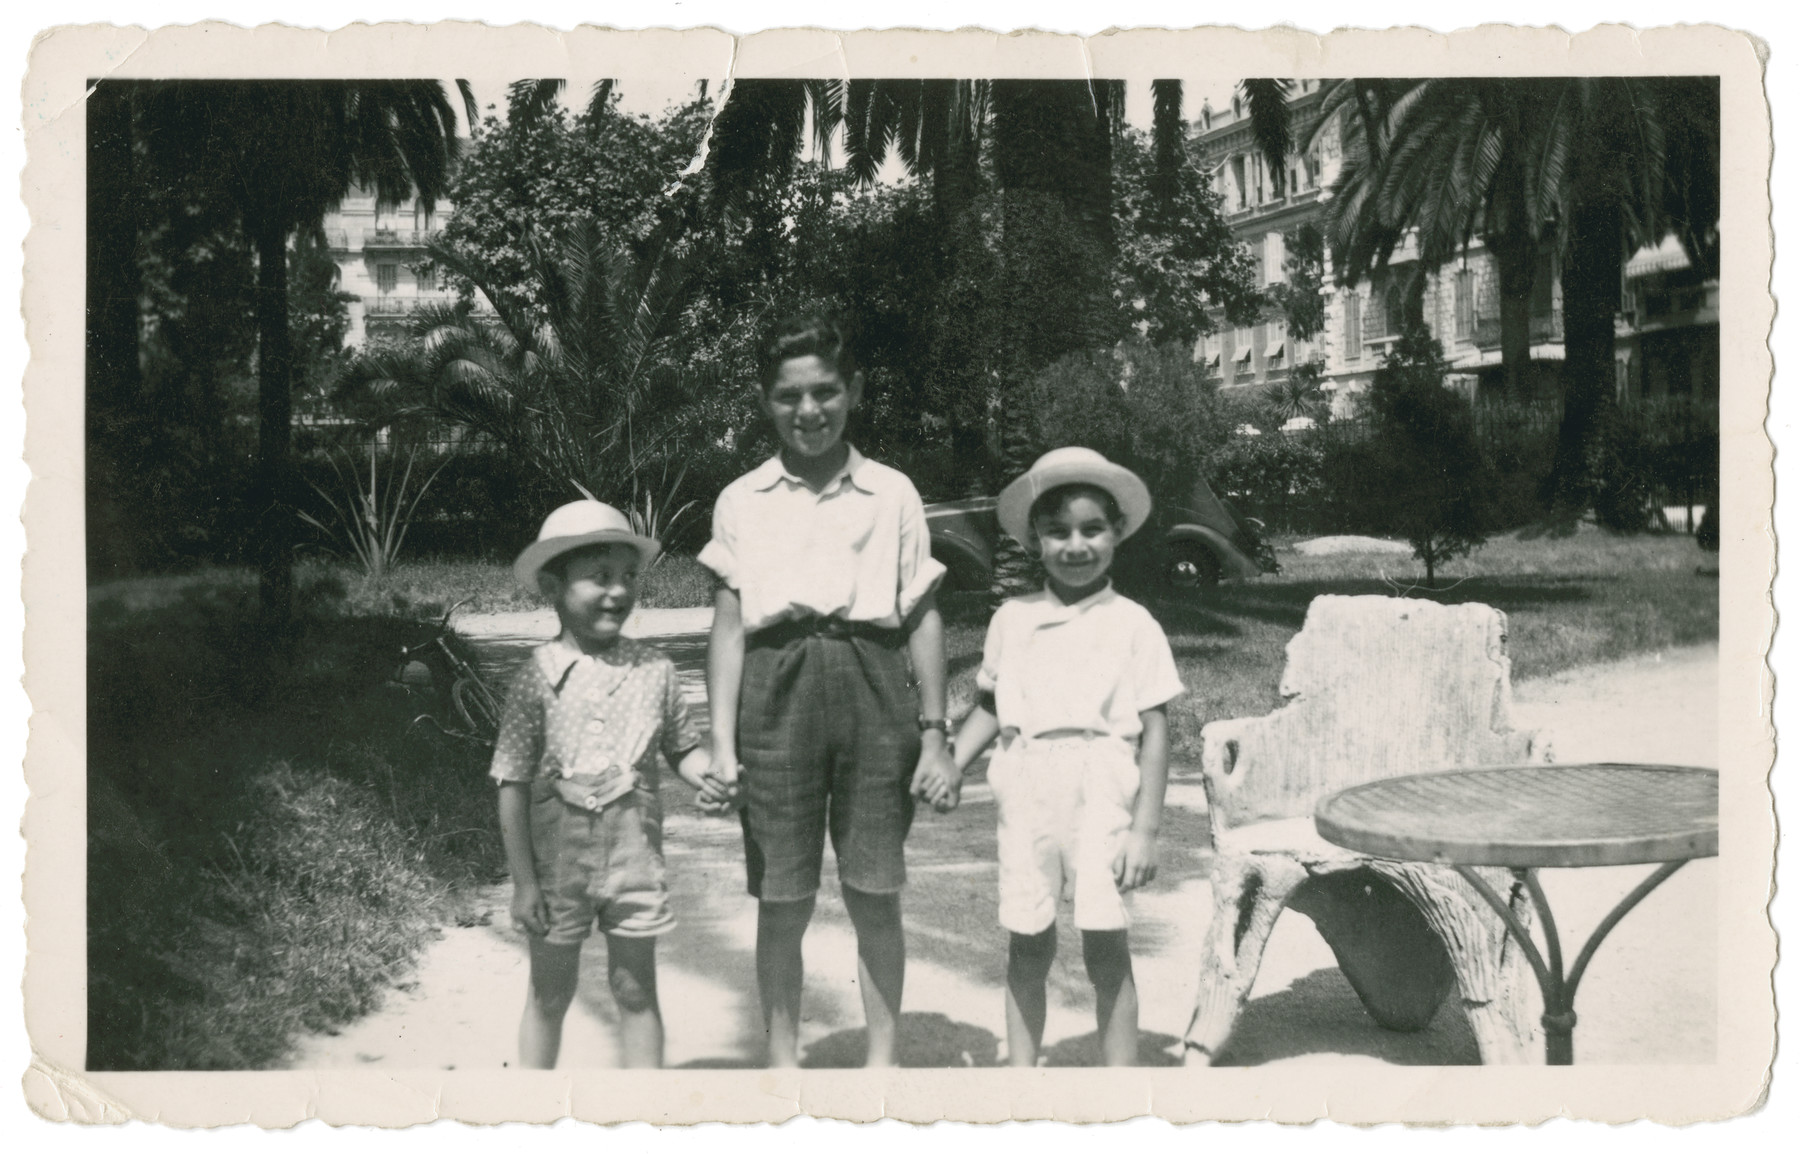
{"left": 606, "top": 934, "right": 664, "bottom": 1068}
{"left": 1083, "top": 929, "right": 1138, "bottom": 1066}
{"left": 1004, "top": 927, "right": 1057, "bottom": 1067}
{"left": 519, "top": 938, "right": 582, "bottom": 1069}
{"left": 842, "top": 886, "right": 905, "bottom": 1067}
{"left": 756, "top": 896, "right": 816, "bottom": 1067}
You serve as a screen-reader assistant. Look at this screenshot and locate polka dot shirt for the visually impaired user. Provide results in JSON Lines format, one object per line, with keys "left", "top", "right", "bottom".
{"left": 489, "top": 636, "right": 702, "bottom": 805}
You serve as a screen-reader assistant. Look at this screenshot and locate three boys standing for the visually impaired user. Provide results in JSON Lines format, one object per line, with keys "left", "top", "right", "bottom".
{"left": 492, "top": 313, "right": 1180, "bottom": 1070}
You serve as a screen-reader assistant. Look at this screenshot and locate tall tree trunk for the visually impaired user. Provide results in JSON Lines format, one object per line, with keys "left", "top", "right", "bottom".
{"left": 1550, "top": 199, "right": 1622, "bottom": 511}
{"left": 86, "top": 81, "right": 142, "bottom": 579}
{"left": 252, "top": 215, "right": 295, "bottom": 636}
{"left": 1493, "top": 237, "right": 1535, "bottom": 401}
{"left": 987, "top": 188, "right": 1044, "bottom": 603}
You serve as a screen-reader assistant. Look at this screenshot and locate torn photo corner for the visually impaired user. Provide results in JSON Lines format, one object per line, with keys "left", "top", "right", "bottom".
{"left": 20, "top": 20, "right": 1774, "bottom": 1127}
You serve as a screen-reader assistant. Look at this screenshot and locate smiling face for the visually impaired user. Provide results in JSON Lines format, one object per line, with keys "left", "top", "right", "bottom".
{"left": 1033, "top": 487, "right": 1123, "bottom": 603}
{"left": 540, "top": 543, "right": 641, "bottom": 650}
{"left": 762, "top": 354, "right": 861, "bottom": 464}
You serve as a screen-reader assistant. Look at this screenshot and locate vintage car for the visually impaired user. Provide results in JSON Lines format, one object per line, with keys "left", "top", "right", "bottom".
{"left": 926, "top": 476, "right": 1278, "bottom": 594}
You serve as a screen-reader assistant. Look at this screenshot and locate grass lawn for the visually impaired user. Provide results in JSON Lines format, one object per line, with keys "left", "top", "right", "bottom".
{"left": 98, "top": 553, "right": 718, "bottom": 622}
{"left": 87, "top": 578, "right": 506, "bottom": 1069}
{"left": 301, "top": 552, "right": 718, "bottom": 617}
{"left": 942, "top": 525, "right": 1718, "bottom": 766}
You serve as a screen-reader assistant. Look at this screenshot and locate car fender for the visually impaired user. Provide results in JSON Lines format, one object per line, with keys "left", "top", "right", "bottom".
{"left": 931, "top": 532, "right": 992, "bottom": 589}
{"left": 1162, "top": 524, "right": 1263, "bottom": 581}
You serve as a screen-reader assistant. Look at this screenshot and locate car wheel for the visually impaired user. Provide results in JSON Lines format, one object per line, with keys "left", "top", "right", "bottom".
{"left": 1164, "top": 542, "right": 1222, "bottom": 592}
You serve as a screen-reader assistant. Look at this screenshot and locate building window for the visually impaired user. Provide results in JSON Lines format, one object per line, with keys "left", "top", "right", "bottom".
{"left": 1384, "top": 283, "right": 1405, "bottom": 336}
{"left": 1345, "top": 294, "right": 1362, "bottom": 361}
{"left": 1454, "top": 268, "right": 1474, "bottom": 339}
{"left": 1264, "top": 233, "right": 1285, "bottom": 285}
{"left": 418, "top": 263, "right": 437, "bottom": 292}
{"left": 376, "top": 264, "right": 398, "bottom": 294}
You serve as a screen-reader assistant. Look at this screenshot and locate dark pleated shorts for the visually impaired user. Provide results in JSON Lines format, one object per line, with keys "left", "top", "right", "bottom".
{"left": 737, "top": 623, "right": 921, "bottom": 902}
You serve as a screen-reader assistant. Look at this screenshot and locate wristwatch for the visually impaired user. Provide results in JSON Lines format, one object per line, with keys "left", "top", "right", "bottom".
{"left": 918, "top": 716, "right": 949, "bottom": 734}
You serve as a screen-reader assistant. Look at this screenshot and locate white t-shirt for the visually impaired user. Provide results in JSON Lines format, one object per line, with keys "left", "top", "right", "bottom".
{"left": 698, "top": 447, "right": 945, "bottom": 633}
{"left": 977, "top": 583, "right": 1185, "bottom": 741}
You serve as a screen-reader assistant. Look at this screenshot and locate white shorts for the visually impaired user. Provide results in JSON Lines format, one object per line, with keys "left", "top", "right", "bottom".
{"left": 987, "top": 733, "right": 1141, "bottom": 935}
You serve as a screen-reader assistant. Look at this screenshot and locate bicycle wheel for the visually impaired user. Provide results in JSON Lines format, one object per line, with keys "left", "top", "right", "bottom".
{"left": 451, "top": 676, "right": 501, "bottom": 743}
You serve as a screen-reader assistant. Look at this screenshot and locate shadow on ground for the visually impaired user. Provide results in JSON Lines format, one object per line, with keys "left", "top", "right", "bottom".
{"left": 802, "top": 1013, "right": 1003, "bottom": 1068}
{"left": 1212, "top": 968, "right": 1481, "bottom": 1067}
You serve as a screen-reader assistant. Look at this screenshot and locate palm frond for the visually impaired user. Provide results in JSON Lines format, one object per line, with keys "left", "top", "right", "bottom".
{"left": 508, "top": 79, "right": 566, "bottom": 128}
{"left": 1239, "top": 79, "right": 1293, "bottom": 196}
{"left": 454, "top": 79, "right": 480, "bottom": 133}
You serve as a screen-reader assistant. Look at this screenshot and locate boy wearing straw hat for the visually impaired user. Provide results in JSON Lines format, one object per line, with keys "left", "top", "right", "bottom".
{"left": 949, "top": 448, "right": 1184, "bottom": 1067}
{"left": 492, "top": 499, "right": 733, "bottom": 1069}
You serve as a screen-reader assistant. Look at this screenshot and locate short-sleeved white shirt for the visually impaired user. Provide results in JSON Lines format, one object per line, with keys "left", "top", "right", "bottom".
{"left": 977, "top": 583, "right": 1184, "bottom": 742}
{"left": 698, "top": 447, "right": 946, "bottom": 634}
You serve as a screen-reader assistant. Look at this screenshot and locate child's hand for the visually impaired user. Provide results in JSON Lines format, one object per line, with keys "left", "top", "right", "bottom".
{"left": 1113, "top": 830, "right": 1159, "bottom": 892}
{"left": 696, "top": 768, "right": 744, "bottom": 816}
{"left": 680, "top": 749, "right": 743, "bottom": 816}
{"left": 910, "top": 746, "right": 961, "bottom": 813}
{"left": 510, "top": 880, "right": 550, "bottom": 937}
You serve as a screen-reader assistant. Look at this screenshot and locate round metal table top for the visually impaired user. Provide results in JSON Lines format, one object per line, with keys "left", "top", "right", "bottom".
{"left": 1314, "top": 764, "right": 1719, "bottom": 868}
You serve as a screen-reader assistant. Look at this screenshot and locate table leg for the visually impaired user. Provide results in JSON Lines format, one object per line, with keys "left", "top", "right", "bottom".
{"left": 1453, "top": 861, "right": 1692, "bottom": 1065}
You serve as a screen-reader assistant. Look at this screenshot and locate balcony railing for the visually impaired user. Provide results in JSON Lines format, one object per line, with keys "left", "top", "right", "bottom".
{"left": 1224, "top": 186, "right": 1324, "bottom": 225}
{"left": 362, "top": 227, "right": 442, "bottom": 249}
{"left": 1473, "top": 310, "right": 1564, "bottom": 350}
{"left": 365, "top": 294, "right": 494, "bottom": 318}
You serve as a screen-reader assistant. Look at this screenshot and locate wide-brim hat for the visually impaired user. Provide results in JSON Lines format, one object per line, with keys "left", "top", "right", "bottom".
{"left": 513, "top": 499, "right": 661, "bottom": 591}
{"left": 997, "top": 446, "right": 1153, "bottom": 547}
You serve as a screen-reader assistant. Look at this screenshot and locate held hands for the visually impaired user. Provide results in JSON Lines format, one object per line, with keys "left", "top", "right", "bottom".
{"left": 1112, "top": 829, "right": 1159, "bottom": 892}
{"left": 679, "top": 749, "right": 744, "bottom": 816}
{"left": 910, "top": 741, "right": 962, "bottom": 813}
{"left": 510, "top": 879, "right": 550, "bottom": 937}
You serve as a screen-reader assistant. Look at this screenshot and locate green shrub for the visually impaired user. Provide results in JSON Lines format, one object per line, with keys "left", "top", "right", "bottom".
{"left": 1348, "top": 330, "right": 1496, "bottom": 584}
{"left": 87, "top": 581, "right": 501, "bottom": 1069}
{"left": 1477, "top": 404, "right": 1557, "bottom": 528}
{"left": 1589, "top": 405, "right": 1658, "bottom": 532}
{"left": 1208, "top": 430, "right": 1327, "bottom": 533}
{"left": 1022, "top": 337, "right": 1234, "bottom": 504}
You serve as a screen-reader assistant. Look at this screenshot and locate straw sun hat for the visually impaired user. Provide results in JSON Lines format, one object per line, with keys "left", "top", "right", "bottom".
{"left": 513, "top": 500, "right": 661, "bottom": 591}
{"left": 997, "top": 447, "right": 1153, "bottom": 547}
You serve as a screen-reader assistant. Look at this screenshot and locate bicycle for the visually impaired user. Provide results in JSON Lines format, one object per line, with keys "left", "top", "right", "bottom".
{"left": 394, "top": 599, "right": 503, "bottom": 747}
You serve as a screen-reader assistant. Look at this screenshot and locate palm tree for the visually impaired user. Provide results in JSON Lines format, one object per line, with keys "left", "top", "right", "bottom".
{"left": 338, "top": 222, "right": 706, "bottom": 505}
{"left": 117, "top": 80, "right": 460, "bottom": 633}
{"left": 1312, "top": 79, "right": 1541, "bottom": 401}
{"left": 1250, "top": 76, "right": 1719, "bottom": 507}
{"left": 705, "top": 78, "right": 1131, "bottom": 596}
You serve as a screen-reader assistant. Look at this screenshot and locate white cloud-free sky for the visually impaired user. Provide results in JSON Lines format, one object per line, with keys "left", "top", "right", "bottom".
{"left": 451, "top": 71, "right": 1242, "bottom": 136}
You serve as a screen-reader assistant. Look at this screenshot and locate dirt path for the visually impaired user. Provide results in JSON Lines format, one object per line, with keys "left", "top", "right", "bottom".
{"left": 288, "top": 613, "right": 1719, "bottom": 1070}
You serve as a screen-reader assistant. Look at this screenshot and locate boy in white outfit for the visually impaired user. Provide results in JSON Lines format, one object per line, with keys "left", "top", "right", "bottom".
{"left": 949, "top": 448, "right": 1183, "bottom": 1067}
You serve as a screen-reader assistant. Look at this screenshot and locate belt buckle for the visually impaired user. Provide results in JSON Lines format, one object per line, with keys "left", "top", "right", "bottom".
{"left": 802, "top": 615, "right": 851, "bottom": 638}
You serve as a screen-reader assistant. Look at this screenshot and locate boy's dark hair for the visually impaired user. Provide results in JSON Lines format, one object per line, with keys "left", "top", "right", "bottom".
{"left": 1029, "top": 483, "right": 1126, "bottom": 533}
{"left": 757, "top": 312, "right": 858, "bottom": 390}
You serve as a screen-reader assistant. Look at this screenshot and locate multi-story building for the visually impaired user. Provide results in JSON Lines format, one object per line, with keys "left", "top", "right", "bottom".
{"left": 321, "top": 181, "right": 491, "bottom": 348}
{"left": 1188, "top": 83, "right": 1335, "bottom": 404}
{"left": 1618, "top": 234, "right": 1721, "bottom": 401}
{"left": 1187, "top": 84, "right": 1718, "bottom": 416}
